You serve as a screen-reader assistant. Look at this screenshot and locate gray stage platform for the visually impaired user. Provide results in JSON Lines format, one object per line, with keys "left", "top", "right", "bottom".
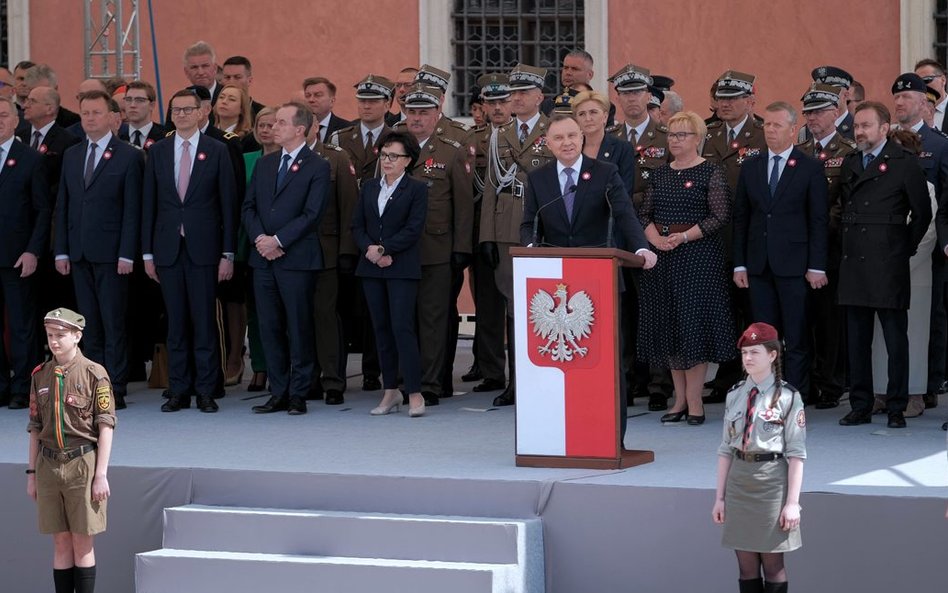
{"left": 1, "top": 345, "right": 946, "bottom": 592}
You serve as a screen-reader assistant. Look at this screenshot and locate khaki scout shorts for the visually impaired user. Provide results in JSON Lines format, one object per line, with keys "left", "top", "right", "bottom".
{"left": 36, "top": 450, "right": 107, "bottom": 535}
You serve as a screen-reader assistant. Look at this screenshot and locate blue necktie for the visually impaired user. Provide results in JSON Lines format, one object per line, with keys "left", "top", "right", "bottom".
{"left": 563, "top": 167, "right": 577, "bottom": 222}
{"left": 768, "top": 155, "right": 781, "bottom": 197}
{"left": 863, "top": 152, "right": 873, "bottom": 170}
{"left": 276, "top": 154, "right": 291, "bottom": 189}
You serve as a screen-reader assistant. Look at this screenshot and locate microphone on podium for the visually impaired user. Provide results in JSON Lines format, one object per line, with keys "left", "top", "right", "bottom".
{"left": 531, "top": 184, "right": 577, "bottom": 247}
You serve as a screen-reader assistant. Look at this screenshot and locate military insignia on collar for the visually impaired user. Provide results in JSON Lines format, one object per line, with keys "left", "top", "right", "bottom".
{"left": 744, "top": 131, "right": 751, "bottom": 138}
{"left": 707, "top": 133, "right": 713, "bottom": 140}
{"left": 647, "top": 131, "right": 654, "bottom": 138}
{"left": 102, "top": 149, "right": 112, "bottom": 160}
{"left": 581, "top": 171, "right": 591, "bottom": 181}
{"left": 5, "top": 158, "right": 14, "bottom": 167}
{"left": 39, "top": 144, "right": 48, "bottom": 154}
{"left": 197, "top": 152, "right": 207, "bottom": 161}
{"left": 684, "top": 180, "right": 694, "bottom": 189}
{"left": 787, "top": 158, "right": 797, "bottom": 167}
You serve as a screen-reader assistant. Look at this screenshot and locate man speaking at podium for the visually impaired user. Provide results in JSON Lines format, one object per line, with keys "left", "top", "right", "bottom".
{"left": 519, "top": 113, "right": 657, "bottom": 444}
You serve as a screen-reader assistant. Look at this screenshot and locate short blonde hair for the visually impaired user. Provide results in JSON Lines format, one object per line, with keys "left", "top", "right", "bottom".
{"left": 571, "top": 90, "right": 611, "bottom": 115}
{"left": 667, "top": 110, "right": 707, "bottom": 140}
{"left": 253, "top": 106, "right": 277, "bottom": 145}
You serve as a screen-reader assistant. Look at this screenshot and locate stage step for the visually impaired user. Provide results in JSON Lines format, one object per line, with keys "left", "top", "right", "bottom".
{"left": 136, "top": 505, "right": 544, "bottom": 593}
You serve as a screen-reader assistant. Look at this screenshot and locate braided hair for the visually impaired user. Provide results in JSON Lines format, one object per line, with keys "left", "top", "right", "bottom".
{"left": 762, "top": 339, "right": 783, "bottom": 409}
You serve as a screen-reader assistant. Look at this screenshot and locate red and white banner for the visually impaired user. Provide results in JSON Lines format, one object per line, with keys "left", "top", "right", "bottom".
{"left": 513, "top": 256, "right": 617, "bottom": 458}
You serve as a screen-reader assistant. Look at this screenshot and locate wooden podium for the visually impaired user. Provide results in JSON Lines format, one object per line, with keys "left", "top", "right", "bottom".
{"left": 509, "top": 247, "right": 654, "bottom": 469}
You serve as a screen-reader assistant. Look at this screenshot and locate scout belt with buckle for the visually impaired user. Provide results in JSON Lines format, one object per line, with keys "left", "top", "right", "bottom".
{"left": 733, "top": 449, "right": 784, "bottom": 462}
{"left": 41, "top": 443, "right": 97, "bottom": 462}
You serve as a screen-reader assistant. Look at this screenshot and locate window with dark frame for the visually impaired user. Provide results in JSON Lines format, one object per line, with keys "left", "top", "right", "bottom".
{"left": 0, "top": 0, "right": 8, "bottom": 69}
{"left": 937, "top": 0, "right": 948, "bottom": 66}
{"left": 452, "top": 0, "right": 584, "bottom": 116}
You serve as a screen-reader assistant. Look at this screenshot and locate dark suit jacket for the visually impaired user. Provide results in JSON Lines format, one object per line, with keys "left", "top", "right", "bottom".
{"left": 119, "top": 122, "right": 168, "bottom": 149}
{"left": 322, "top": 113, "right": 352, "bottom": 141}
{"left": 595, "top": 134, "right": 635, "bottom": 197}
{"left": 519, "top": 156, "right": 648, "bottom": 252}
{"left": 242, "top": 145, "right": 330, "bottom": 271}
{"left": 17, "top": 123, "right": 81, "bottom": 199}
{"left": 141, "top": 132, "right": 238, "bottom": 266}
{"left": 352, "top": 175, "right": 428, "bottom": 280}
{"left": 56, "top": 136, "right": 144, "bottom": 263}
{"left": 0, "top": 141, "right": 51, "bottom": 266}
{"left": 838, "top": 140, "right": 931, "bottom": 309}
{"left": 56, "top": 107, "right": 80, "bottom": 129}
{"left": 733, "top": 148, "right": 829, "bottom": 276}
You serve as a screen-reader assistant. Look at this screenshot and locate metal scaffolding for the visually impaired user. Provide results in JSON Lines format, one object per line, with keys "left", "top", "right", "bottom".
{"left": 83, "top": 0, "right": 140, "bottom": 81}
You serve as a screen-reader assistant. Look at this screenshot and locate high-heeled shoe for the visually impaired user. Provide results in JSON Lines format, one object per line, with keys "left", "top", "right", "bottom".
{"left": 687, "top": 414, "right": 706, "bottom": 425}
{"left": 247, "top": 372, "right": 267, "bottom": 392}
{"left": 408, "top": 393, "right": 426, "bottom": 417}
{"left": 660, "top": 409, "right": 687, "bottom": 423}
{"left": 224, "top": 361, "right": 245, "bottom": 387}
{"left": 370, "top": 391, "right": 401, "bottom": 416}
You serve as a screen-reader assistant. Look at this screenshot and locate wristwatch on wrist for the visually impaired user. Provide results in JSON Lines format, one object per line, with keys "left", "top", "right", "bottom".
{"left": 222, "top": 253, "right": 235, "bottom": 262}
{"left": 377, "top": 245, "right": 385, "bottom": 256}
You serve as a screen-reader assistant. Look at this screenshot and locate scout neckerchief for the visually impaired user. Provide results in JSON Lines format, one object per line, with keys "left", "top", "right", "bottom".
{"left": 54, "top": 366, "right": 67, "bottom": 448}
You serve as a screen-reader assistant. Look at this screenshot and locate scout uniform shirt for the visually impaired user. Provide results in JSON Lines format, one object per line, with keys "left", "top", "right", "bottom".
{"left": 28, "top": 350, "right": 117, "bottom": 449}
{"left": 410, "top": 135, "right": 475, "bottom": 266}
{"left": 796, "top": 131, "right": 856, "bottom": 268}
{"left": 702, "top": 115, "right": 767, "bottom": 190}
{"left": 310, "top": 141, "right": 359, "bottom": 266}
{"left": 480, "top": 114, "right": 556, "bottom": 245}
{"left": 609, "top": 115, "right": 670, "bottom": 206}
{"left": 718, "top": 374, "right": 806, "bottom": 459}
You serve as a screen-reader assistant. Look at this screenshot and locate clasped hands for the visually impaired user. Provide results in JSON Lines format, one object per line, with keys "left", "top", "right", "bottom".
{"left": 255, "top": 234, "right": 284, "bottom": 261}
{"left": 365, "top": 245, "right": 392, "bottom": 268}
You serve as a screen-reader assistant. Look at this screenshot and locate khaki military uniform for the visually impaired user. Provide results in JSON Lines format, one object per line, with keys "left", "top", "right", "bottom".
{"left": 796, "top": 132, "right": 857, "bottom": 266}
{"left": 609, "top": 116, "right": 670, "bottom": 206}
{"left": 394, "top": 114, "right": 474, "bottom": 149}
{"left": 330, "top": 122, "right": 392, "bottom": 186}
{"left": 702, "top": 117, "right": 767, "bottom": 190}
{"left": 410, "top": 135, "right": 474, "bottom": 394}
{"left": 480, "top": 115, "right": 555, "bottom": 312}
{"left": 28, "top": 351, "right": 117, "bottom": 535}
{"left": 308, "top": 141, "right": 360, "bottom": 393}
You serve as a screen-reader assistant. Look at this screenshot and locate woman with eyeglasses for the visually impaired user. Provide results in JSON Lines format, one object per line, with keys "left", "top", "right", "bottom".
{"left": 351, "top": 130, "right": 428, "bottom": 417}
{"left": 637, "top": 110, "right": 735, "bottom": 425}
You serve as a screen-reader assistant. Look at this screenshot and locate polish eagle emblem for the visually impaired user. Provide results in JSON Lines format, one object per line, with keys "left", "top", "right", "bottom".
{"left": 529, "top": 283, "right": 594, "bottom": 362}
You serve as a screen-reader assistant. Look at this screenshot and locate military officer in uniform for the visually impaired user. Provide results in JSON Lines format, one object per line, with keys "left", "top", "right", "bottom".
{"left": 27, "top": 308, "right": 116, "bottom": 593}
{"left": 809, "top": 66, "right": 856, "bottom": 141}
{"left": 795, "top": 83, "right": 856, "bottom": 409}
{"left": 702, "top": 70, "right": 767, "bottom": 403}
{"left": 403, "top": 84, "right": 474, "bottom": 405}
{"left": 400, "top": 65, "right": 473, "bottom": 147}
{"left": 479, "top": 64, "right": 555, "bottom": 406}
{"left": 466, "top": 74, "right": 513, "bottom": 393}
{"left": 607, "top": 63, "right": 674, "bottom": 410}
{"left": 331, "top": 74, "right": 396, "bottom": 392}
{"left": 305, "top": 119, "right": 360, "bottom": 405}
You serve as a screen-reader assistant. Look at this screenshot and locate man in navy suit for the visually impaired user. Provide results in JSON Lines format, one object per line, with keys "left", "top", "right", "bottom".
{"left": 733, "top": 101, "right": 829, "bottom": 402}
{"left": 243, "top": 102, "right": 329, "bottom": 415}
{"left": 142, "top": 88, "right": 237, "bottom": 413}
{"left": 519, "top": 113, "right": 656, "bottom": 444}
{"left": 0, "top": 96, "right": 50, "bottom": 409}
{"left": 54, "top": 90, "right": 144, "bottom": 408}
{"left": 118, "top": 80, "right": 167, "bottom": 150}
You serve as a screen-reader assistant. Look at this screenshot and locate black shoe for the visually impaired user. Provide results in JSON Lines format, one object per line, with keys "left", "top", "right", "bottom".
{"left": 247, "top": 372, "right": 268, "bottom": 392}
{"left": 401, "top": 389, "right": 409, "bottom": 405}
{"left": 815, "top": 393, "right": 841, "bottom": 409}
{"left": 923, "top": 392, "right": 938, "bottom": 409}
{"left": 0, "top": 391, "right": 9, "bottom": 407}
{"left": 422, "top": 391, "right": 440, "bottom": 406}
{"left": 887, "top": 411, "right": 906, "bottom": 429}
{"left": 287, "top": 397, "right": 307, "bottom": 415}
{"left": 114, "top": 394, "right": 127, "bottom": 410}
{"left": 325, "top": 389, "right": 344, "bottom": 405}
{"left": 687, "top": 414, "right": 706, "bottom": 425}
{"left": 472, "top": 378, "right": 505, "bottom": 392}
{"left": 839, "top": 410, "right": 872, "bottom": 426}
{"left": 196, "top": 394, "right": 218, "bottom": 413}
{"left": 362, "top": 376, "right": 382, "bottom": 391}
{"left": 307, "top": 383, "right": 324, "bottom": 401}
{"left": 439, "top": 389, "right": 454, "bottom": 399}
{"left": 161, "top": 394, "right": 190, "bottom": 412}
{"left": 461, "top": 365, "right": 482, "bottom": 382}
{"left": 493, "top": 387, "right": 515, "bottom": 406}
{"left": 162, "top": 388, "right": 172, "bottom": 399}
{"left": 660, "top": 409, "right": 687, "bottom": 423}
{"left": 648, "top": 393, "right": 669, "bottom": 411}
{"left": 942, "top": 421, "right": 947, "bottom": 431}
{"left": 8, "top": 394, "right": 29, "bottom": 409}
{"left": 252, "top": 395, "right": 288, "bottom": 414}
{"left": 703, "top": 388, "right": 726, "bottom": 404}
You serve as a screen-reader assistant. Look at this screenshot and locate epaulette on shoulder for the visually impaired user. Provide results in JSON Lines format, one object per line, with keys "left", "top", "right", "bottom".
{"left": 440, "top": 136, "right": 462, "bottom": 149}
{"left": 606, "top": 123, "right": 621, "bottom": 134}
{"left": 322, "top": 143, "right": 343, "bottom": 152}
{"left": 223, "top": 131, "right": 239, "bottom": 140}
{"left": 165, "top": 130, "right": 175, "bottom": 137}
{"left": 706, "top": 120, "right": 723, "bottom": 129}
{"left": 793, "top": 139, "right": 810, "bottom": 148}
{"left": 335, "top": 124, "right": 358, "bottom": 136}
{"left": 934, "top": 129, "right": 948, "bottom": 140}
{"left": 655, "top": 124, "right": 668, "bottom": 133}
{"left": 392, "top": 120, "right": 406, "bottom": 130}
{"left": 730, "top": 379, "right": 746, "bottom": 391}
{"left": 450, "top": 120, "right": 471, "bottom": 131}
{"left": 31, "top": 363, "right": 44, "bottom": 376}
{"left": 839, "top": 137, "right": 857, "bottom": 148}
{"left": 752, "top": 118, "right": 765, "bottom": 128}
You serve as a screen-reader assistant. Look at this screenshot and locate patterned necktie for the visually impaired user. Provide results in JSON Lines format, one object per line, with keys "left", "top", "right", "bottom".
{"left": 31, "top": 130, "right": 41, "bottom": 150}
{"left": 84, "top": 142, "right": 97, "bottom": 188}
{"left": 132, "top": 130, "right": 143, "bottom": 148}
{"left": 519, "top": 122, "right": 529, "bottom": 144}
{"left": 562, "top": 167, "right": 577, "bottom": 222}
{"left": 177, "top": 140, "right": 191, "bottom": 201}
{"left": 365, "top": 130, "right": 374, "bottom": 149}
{"left": 276, "top": 154, "right": 291, "bottom": 189}
{"left": 742, "top": 386, "right": 759, "bottom": 450}
{"left": 863, "top": 152, "right": 873, "bottom": 170}
{"left": 769, "top": 155, "right": 782, "bottom": 196}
